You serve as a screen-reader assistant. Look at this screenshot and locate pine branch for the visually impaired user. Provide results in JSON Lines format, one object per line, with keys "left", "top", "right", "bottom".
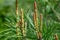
{"left": 20, "top": 8, "right": 26, "bottom": 40}
{"left": 33, "top": 1, "right": 39, "bottom": 40}
{"left": 16, "top": 0, "right": 20, "bottom": 40}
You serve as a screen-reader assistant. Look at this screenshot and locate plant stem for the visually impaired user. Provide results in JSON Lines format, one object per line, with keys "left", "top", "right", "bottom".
{"left": 38, "top": 14, "right": 43, "bottom": 40}
{"left": 16, "top": 0, "right": 20, "bottom": 40}
{"left": 16, "top": 0, "right": 18, "bottom": 17}
{"left": 20, "top": 8, "right": 25, "bottom": 40}
{"left": 33, "top": 1, "right": 39, "bottom": 39}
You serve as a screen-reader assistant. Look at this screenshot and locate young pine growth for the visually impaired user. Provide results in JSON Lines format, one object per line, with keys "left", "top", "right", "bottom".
{"left": 16, "top": 0, "right": 18, "bottom": 17}
{"left": 34, "top": 1, "right": 43, "bottom": 40}
{"left": 40, "top": 14, "right": 43, "bottom": 32}
{"left": 38, "top": 14, "right": 43, "bottom": 40}
{"left": 16, "top": 0, "right": 20, "bottom": 40}
{"left": 34, "top": 1, "right": 40, "bottom": 40}
{"left": 16, "top": 0, "right": 18, "bottom": 36}
{"left": 54, "top": 34, "right": 58, "bottom": 40}
{"left": 20, "top": 8, "right": 26, "bottom": 40}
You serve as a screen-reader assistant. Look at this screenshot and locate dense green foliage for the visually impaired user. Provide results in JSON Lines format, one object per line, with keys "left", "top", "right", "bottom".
{"left": 0, "top": 0, "right": 60, "bottom": 40}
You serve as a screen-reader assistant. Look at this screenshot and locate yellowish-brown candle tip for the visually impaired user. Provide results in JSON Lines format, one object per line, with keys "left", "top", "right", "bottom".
{"left": 55, "top": 34, "right": 58, "bottom": 40}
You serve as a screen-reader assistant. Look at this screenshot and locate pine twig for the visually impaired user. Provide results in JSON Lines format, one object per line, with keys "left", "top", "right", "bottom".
{"left": 38, "top": 14, "right": 43, "bottom": 40}
{"left": 24, "top": 22, "right": 27, "bottom": 40}
{"left": 20, "top": 8, "right": 25, "bottom": 40}
{"left": 16, "top": 0, "right": 18, "bottom": 34}
{"left": 16, "top": 0, "right": 20, "bottom": 40}
{"left": 40, "top": 14, "right": 43, "bottom": 32}
{"left": 33, "top": 1, "right": 39, "bottom": 39}
{"left": 16, "top": 0, "right": 18, "bottom": 17}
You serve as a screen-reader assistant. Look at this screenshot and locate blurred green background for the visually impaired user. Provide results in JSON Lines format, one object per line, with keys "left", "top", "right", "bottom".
{"left": 0, "top": 0, "right": 60, "bottom": 40}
